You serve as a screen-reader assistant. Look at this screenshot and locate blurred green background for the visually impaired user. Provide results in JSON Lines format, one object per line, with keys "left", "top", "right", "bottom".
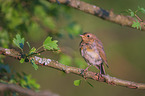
{"left": 1, "top": 0, "right": 145, "bottom": 96}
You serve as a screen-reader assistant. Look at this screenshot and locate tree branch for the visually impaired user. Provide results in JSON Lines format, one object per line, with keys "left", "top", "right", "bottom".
{"left": 1, "top": 47, "right": 145, "bottom": 90}
{"left": 0, "top": 83, "right": 59, "bottom": 96}
{"left": 47, "top": 0, "right": 145, "bottom": 31}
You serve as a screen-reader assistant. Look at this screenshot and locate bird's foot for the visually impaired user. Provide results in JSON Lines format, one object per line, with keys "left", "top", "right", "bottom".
{"left": 95, "top": 73, "right": 105, "bottom": 81}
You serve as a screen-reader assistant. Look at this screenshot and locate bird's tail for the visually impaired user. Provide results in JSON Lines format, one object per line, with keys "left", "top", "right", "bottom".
{"left": 96, "top": 63, "right": 105, "bottom": 74}
{"left": 100, "top": 64, "right": 105, "bottom": 74}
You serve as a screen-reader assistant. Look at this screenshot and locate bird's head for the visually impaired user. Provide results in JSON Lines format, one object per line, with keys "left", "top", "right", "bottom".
{"left": 80, "top": 32, "right": 97, "bottom": 42}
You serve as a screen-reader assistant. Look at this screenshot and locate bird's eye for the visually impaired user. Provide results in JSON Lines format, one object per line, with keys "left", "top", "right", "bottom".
{"left": 87, "top": 35, "right": 90, "bottom": 37}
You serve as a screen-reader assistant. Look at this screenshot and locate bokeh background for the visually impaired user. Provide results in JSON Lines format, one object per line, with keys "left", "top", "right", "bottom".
{"left": 1, "top": 0, "right": 145, "bottom": 96}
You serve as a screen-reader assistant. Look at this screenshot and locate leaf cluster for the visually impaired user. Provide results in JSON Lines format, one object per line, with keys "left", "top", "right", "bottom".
{"left": 126, "top": 6, "right": 145, "bottom": 30}
{"left": 0, "top": 63, "right": 40, "bottom": 95}
{"left": 13, "top": 34, "right": 59, "bottom": 70}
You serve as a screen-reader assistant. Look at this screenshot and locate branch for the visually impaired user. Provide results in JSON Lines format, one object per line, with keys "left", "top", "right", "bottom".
{"left": 1, "top": 47, "right": 145, "bottom": 90}
{"left": 0, "top": 83, "right": 59, "bottom": 96}
{"left": 47, "top": 0, "right": 145, "bottom": 31}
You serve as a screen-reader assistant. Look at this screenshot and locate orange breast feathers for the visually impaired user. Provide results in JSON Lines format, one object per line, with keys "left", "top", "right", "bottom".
{"left": 85, "top": 48, "right": 100, "bottom": 59}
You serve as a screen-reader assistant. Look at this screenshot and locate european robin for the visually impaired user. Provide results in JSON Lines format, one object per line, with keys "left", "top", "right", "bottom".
{"left": 80, "top": 32, "right": 108, "bottom": 74}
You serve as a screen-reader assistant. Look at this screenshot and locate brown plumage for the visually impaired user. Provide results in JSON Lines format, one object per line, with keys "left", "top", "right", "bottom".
{"left": 80, "top": 32, "right": 108, "bottom": 74}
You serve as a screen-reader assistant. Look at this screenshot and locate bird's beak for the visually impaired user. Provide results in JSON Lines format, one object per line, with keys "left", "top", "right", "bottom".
{"left": 80, "top": 34, "right": 83, "bottom": 37}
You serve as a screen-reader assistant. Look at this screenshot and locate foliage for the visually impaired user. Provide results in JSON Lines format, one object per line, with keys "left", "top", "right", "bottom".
{"left": 132, "top": 20, "right": 141, "bottom": 30}
{"left": 74, "top": 79, "right": 81, "bottom": 86}
{"left": 0, "top": 0, "right": 84, "bottom": 94}
{"left": 73, "top": 79, "right": 94, "bottom": 87}
{"left": 43, "top": 36, "right": 59, "bottom": 50}
{"left": 13, "top": 34, "right": 24, "bottom": 50}
{"left": 0, "top": 63, "right": 40, "bottom": 95}
{"left": 126, "top": 6, "right": 145, "bottom": 30}
{"left": 12, "top": 33, "right": 59, "bottom": 70}
{"left": 0, "top": 0, "right": 81, "bottom": 47}
{"left": 31, "top": 59, "right": 38, "bottom": 70}
{"left": 18, "top": 73, "right": 40, "bottom": 90}
{"left": 29, "top": 47, "right": 37, "bottom": 54}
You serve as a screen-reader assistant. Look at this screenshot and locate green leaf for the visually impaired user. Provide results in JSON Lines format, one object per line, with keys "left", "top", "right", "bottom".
{"left": 86, "top": 81, "right": 94, "bottom": 88}
{"left": 13, "top": 34, "right": 24, "bottom": 49}
{"left": 43, "top": 36, "right": 59, "bottom": 50}
{"left": 29, "top": 47, "right": 36, "bottom": 54}
{"left": 19, "top": 73, "right": 40, "bottom": 90}
{"left": 20, "top": 58, "right": 25, "bottom": 63}
{"left": 132, "top": 21, "right": 141, "bottom": 30}
{"left": 74, "top": 80, "right": 81, "bottom": 86}
{"left": 59, "top": 54, "right": 72, "bottom": 66}
{"left": 26, "top": 41, "right": 31, "bottom": 49}
{"left": 33, "top": 63, "right": 38, "bottom": 70}
{"left": 128, "top": 9, "right": 132, "bottom": 12}
{"left": 31, "top": 59, "right": 38, "bottom": 70}
{"left": 130, "top": 11, "right": 135, "bottom": 17}
{"left": 126, "top": 9, "right": 135, "bottom": 17}
{"left": 138, "top": 6, "right": 145, "bottom": 14}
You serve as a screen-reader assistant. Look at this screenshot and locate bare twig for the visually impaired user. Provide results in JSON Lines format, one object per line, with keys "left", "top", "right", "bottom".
{"left": 0, "top": 83, "right": 59, "bottom": 96}
{"left": 47, "top": 0, "right": 145, "bottom": 31}
{"left": 1, "top": 47, "right": 145, "bottom": 90}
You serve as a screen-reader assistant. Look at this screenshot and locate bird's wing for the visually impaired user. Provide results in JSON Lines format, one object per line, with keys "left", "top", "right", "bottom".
{"left": 79, "top": 40, "right": 84, "bottom": 56}
{"left": 96, "top": 39, "right": 109, "bottom": 67}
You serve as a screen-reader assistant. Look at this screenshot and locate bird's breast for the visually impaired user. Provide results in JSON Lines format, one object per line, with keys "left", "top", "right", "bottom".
{"left": 86, "top": 49, "right": 99, "bottom": 59}
{"left": 81, "top": 44, "right": 102, "bottom": 65}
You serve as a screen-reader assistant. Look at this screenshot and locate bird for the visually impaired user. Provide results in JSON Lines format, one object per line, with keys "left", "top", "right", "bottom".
{"left": 79, "top": 32, "right": 108, "bottom": 74}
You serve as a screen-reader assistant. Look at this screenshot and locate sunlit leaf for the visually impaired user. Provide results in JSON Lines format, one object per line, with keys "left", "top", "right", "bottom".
{"left": 74, "top": 80, "right": 81, "bottom": 86}
{"left": 13, "top": 34, "right": 24, "bottom": 49}
{"left": 31, "top": 59, "right": 38, "bottom": 70}
{"left": 132, "top": 21, "right": 141, "bottom": 30}
{"left": 29, "top": 47, "right": 36, "bottom": 54}
{"left": 20, "top": 58, "right": 25, "bottom": 63}
{"left": 43, "top": 36, "right": 59, "bottom": 50}
{"left": 138, "top": 6, "right": 145, "bottom": 13}
{"left": 130, "top": 11, "right": 135, "bottom": 17}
